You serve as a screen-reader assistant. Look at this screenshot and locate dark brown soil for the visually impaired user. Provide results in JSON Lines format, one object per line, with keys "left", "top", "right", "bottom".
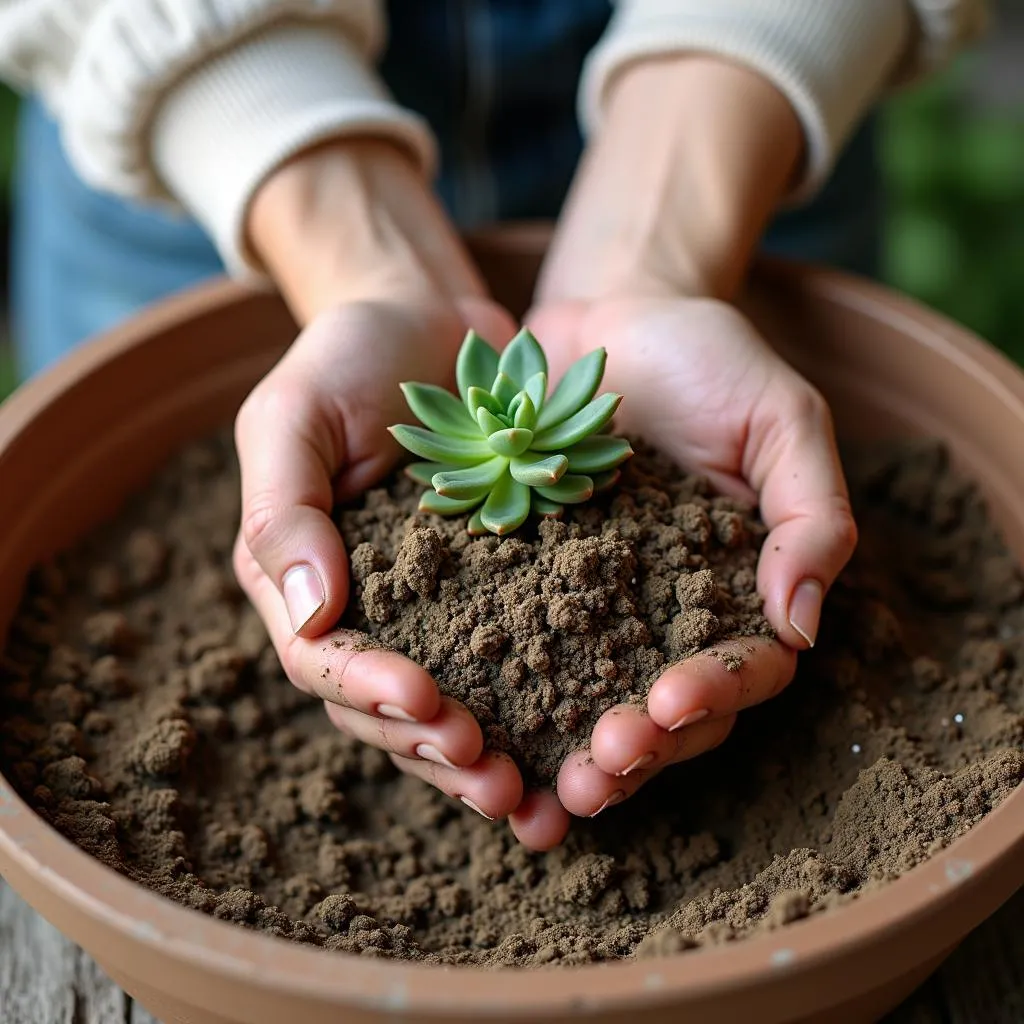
{"left": 339, "top": 442, "right": 771, "bottom": 785}
{"left": 2, "top": 434, "right": 1023, "bottom": 967}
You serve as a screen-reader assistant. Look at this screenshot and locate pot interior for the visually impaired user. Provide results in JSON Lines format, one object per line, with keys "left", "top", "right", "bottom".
{"left": 2, "top": 232, "right": 1024, "bottom": 1024}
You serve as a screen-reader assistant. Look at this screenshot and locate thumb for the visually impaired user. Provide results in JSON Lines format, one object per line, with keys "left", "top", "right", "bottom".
{"left": 747, "top": 379, "right": 858, "bottom": 649}
{"left": 234, "top": 352, "right": 349, "bottom": 639}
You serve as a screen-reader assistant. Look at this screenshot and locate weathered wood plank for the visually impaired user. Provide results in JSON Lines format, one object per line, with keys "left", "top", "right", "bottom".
{"left": 884, "top": 975, "right": 947, "bottom": 1024}
{"left": 5, "top": 870, "right": 1024, "bottom": 1024}
{"left": 0, "top": 877, "right": 130, "bottom": 1023}
{"left": 937, "top": 886, "right": 1024, "bottom": 1024}
{"left": 885, "top": 885, "right": 1024, "bottom": 1024}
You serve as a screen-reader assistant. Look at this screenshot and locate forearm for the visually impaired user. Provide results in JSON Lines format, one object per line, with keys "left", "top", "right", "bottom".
{"left": 0, "top": 1, "right": 441, "bottom": 285}
{"left": 248, "top": 139, "right": 485, "bottom": 324}
{"left": 538, "top": 55, "right": 803, "bottom": 304}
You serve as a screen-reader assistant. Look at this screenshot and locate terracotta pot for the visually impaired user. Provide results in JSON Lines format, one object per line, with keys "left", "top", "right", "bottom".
{"left": 2, "top": 225, "right": 1024, "bottom": 1024}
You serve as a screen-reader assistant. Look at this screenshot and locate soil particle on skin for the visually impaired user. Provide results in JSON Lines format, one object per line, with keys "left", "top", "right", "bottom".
{"left": 2, "top": 434, "right": 1023, "bottom": 968}
{"left": 341, "top": 442, "right": 772, "bottom": 784}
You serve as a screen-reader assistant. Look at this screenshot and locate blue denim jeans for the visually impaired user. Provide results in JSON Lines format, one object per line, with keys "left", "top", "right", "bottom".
{"left": 10, "top": 0, "right": 881, "bottom": 379}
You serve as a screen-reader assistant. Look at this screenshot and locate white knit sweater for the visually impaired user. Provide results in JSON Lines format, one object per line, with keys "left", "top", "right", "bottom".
{"left": 0, "top": 0, "right": 988, "bottom": 275}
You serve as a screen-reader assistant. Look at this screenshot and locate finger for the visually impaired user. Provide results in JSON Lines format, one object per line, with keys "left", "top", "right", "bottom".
{"left": 589, "top": 703, "right": 664, "bottom": 777}
{"left": 646, "top": 638, "right": 796, "bottom": 734}
{"left": 664, "top": 712, "right": 736, "bottom": 764}
{"left": 388, "top": 750, "right": 524, "bottom": 821}
{"left": 235, "top": 538, "right": 441, "bottom": 721}
{"left": 590, "top": 701, "right": 741, "bottom": 778}
{"left": 235, "top": 368, "right": 348, "bottom": 638}
{"left": 556, "top": 748, "right": 650, "bottom": 818}
{"left": 508, "top": 791, "right": 571, "bottom": 851}
{"left": 558, "top": 716, "right": 736, "bottom": 817}
{"left": 746, "top": 381, "right": 858, "bottom": 649}
{"left": 324, "top": 696, "right": 483, "bottom": 766}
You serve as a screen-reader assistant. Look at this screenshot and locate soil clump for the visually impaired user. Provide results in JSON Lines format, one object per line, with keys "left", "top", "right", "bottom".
{"left": 339, "top": 441, "right": 771, "bottom": 784}
{"left": 2, "top": 434, "right": 1022, "bottom": 966}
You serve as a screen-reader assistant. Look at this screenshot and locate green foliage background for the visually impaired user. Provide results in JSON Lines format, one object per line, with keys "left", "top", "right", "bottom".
{"left": 0, "top": 62, "right": 1022, "bottom": 400}
{"left": 881, "top": 60, "right": 1024, "bottom": 363}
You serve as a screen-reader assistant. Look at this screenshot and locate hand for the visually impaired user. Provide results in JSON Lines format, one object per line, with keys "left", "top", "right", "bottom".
{"left": 515, "top": 55, "right": 855, "bottom": 819}
{"left": 524, "top": 294, "right": 857, "bottom": 817}
{"left": 232, "top": 139, "right": 536, "bottom": 829}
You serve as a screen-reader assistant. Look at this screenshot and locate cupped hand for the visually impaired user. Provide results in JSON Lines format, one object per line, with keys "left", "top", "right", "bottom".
{"left": 229, "top": 139, "right": 579, "bottom": 843}
{"left": 523, "top": 295, "right": 858, "bottom": 819}
{"left": 232, "top": 293, "right": 548, "bottom": 823}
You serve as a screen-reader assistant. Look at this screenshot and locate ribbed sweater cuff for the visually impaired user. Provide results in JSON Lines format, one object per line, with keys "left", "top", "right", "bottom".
{"left": 151, "top": 21, "right": 437, "bottom": 276}
{"left": 580, "top": 0, "right": 910, "bottom": 200}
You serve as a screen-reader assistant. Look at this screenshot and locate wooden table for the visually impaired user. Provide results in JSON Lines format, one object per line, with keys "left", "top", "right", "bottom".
{"left": 2, "top": 877, "right": 1022, "bottom": 1023}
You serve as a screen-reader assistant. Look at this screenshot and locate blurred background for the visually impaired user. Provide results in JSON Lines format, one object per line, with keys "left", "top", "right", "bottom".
{"left": 0, "top": 3, "right": 1021, "bottom": 399}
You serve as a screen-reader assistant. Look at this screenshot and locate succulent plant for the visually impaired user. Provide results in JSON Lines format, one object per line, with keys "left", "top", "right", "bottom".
{"left": 388, "top": 328, "right": 633, "bottom": 535}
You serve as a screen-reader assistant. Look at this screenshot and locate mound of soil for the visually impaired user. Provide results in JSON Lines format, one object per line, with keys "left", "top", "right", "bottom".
{"left": 339, "top": 442, "right": 771, "bottom": 784}
{"left": 1, "top": 435, "right": 1022, "bottom": 967}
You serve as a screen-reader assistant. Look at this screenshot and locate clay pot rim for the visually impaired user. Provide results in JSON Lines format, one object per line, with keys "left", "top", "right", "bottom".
{"left": 3, "top": 254, "right": 1024, "bottom": 1015}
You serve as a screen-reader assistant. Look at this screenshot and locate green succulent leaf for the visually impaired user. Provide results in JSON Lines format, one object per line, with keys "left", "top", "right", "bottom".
{"left": 509, "top": 391, "right": 538, "bottom": 431}
{"left": 509, "top": 452, "right": 569, "bottom": 487}
{"left": 476, "top": 406, "right": 507, "bottom": 436}
{"left": 487, "top": 428, "right": 534, "bottom": 457}
{"left": 536, "top": 473, "right": 594, "bottom": 505}
{"left": 536, "top": 349, "right": 607, "bottom": 431}
{"left": 456, "top": 330, "right": 500, "bottom": 403}
{"left": 524, "top": 371, "right": 547, "bottom": 413}
{"left": 432, "top": 456, "right": 508, "bottom": 499}
{"left": 480, "top": 472, "right": 531, "bottom": 535}
{"left": 498, "top": 327, "right": 548, "bottom": 388}
{"left": 389, "top": 425, "right": 493, "bottom": 465}
{"left": 400, "top": 382, "right": 479, "bottom": 438}
{"left": 419, "top": 490, "right": 484, "bottom": 515}
{"left": 405, "top": 461, "right": 459, "bottom": 486}
{"left": 467, "top": 385, "right": 504, "bottom": 421}
{"left": 531, "top": 393, "right": 622, "bottom": 451}
{"left": 532, "top": 495, "right": 564, "bottom": 519}
{"left": 393, "top": 328, "right": 627, "bottom": 535}
{"left": 592, "top": 469, "right": 621, "bottom": 493}
{"left": 564, "top": 435, "right": 634, "bottom": 474}
{"left": 467, "top": 508, "right": 488, "bottom": 535}
{"left": 490, "top": 371, "right": 519, "bottom": 409}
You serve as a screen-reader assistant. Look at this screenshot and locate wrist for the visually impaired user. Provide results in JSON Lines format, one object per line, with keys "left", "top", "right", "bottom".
{"left": 539, "top": 56, "right": 803, "bottom": 305}
{"left": 248, "top": 138, "right": 483, "bottom": 323}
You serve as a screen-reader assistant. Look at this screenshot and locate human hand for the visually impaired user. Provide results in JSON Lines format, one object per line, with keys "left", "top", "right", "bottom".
{"left": 522, "top": 293, "right": 857, "bottom": 819}
{"left": 506, "top": 54, "right": 855, "bottom": 822}
{"left": 232, "top": 139, "right": 533, "bottom": 828}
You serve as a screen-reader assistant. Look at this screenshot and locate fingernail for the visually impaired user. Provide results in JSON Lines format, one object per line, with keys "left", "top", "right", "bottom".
{"left": 461, "top": 796, "right": 494, "bottom": 820}
{"left": 669, "top": 708, "right": 710, "bottom": 732}
{"left": 617, "top": 752, "right": 655, "bottom": 777}
{"left": 377, "top": 704, "right": 417, "bottom": 723}
{"left": 590, "top": 790, "right": 626, "bottom": 817}
{"left": 283, "top": 564, "right": 324, "bottom": 634}
{"left": 788, "top": 579, "right": 824, "bottom": 648}
{"left": 416, "top": 743, "right": 456, "bottom": 768}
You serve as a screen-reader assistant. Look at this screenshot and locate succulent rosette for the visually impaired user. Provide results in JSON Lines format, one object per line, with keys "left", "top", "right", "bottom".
{"left": 388, "top": 328, "right": 633, "bottom": 535}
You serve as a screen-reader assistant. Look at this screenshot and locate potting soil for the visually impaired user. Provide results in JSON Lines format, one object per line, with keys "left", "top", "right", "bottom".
{"left": 341, "top": 440, "right": 771, "bottom": 785}
{"left": 1, "top": 434, "right": 1022, "bottom": 965}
